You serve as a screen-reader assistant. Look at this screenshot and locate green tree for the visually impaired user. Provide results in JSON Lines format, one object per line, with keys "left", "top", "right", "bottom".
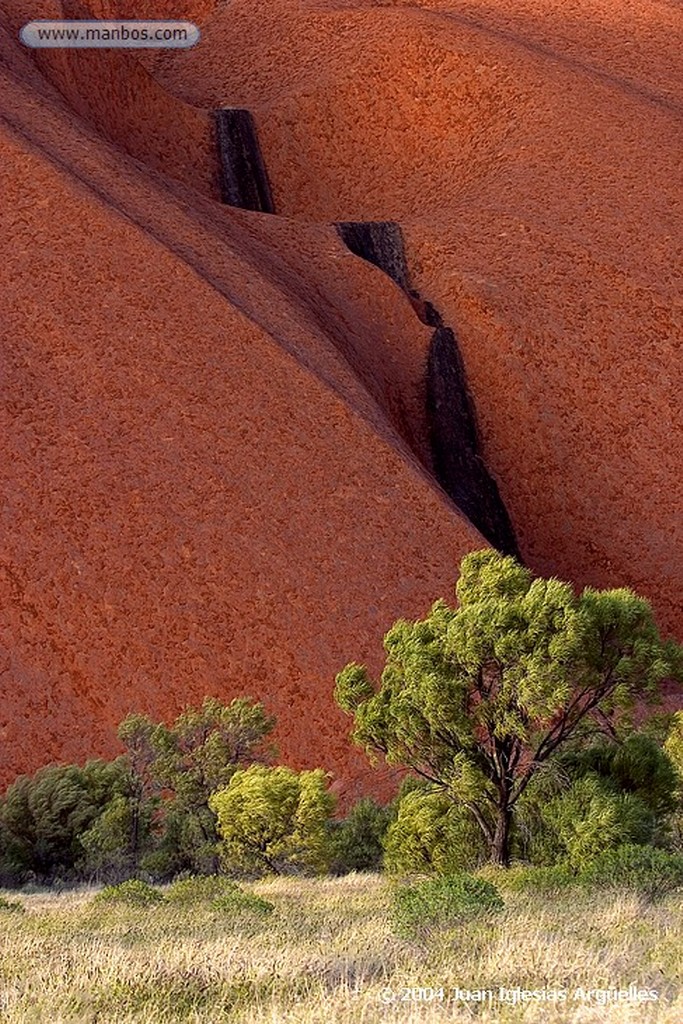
{"left": 0, "top": 759, "right": 131, "bottom": 881}
{"left": 210, "top": 765, "right": 335, "bottom": 875}
{"left": 328, "top": 797, "right": 393, "bottom": 874}
{"left": 335, "top": 550, "right": 680, "bottom": 866}
{"left": 118, "top": 697, "right": 276, "bottom": 875}
{"left": 664, "top": 711, "right": 683, "bottom": 850}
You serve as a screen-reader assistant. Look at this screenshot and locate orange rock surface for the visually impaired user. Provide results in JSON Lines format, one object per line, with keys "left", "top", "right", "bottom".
{"left": 1, "top": 0, "right": 681, "bottom": 794}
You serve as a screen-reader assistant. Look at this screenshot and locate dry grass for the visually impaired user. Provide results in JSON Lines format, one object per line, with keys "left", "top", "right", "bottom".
{"left": 0, "top": 874, "right": 681, "bottom": 1022}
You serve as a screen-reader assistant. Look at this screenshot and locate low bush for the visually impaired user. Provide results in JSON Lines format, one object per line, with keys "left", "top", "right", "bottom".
{"left": 165, "top": 875, "right": 237, "bottom": 904}
{"left": 383, "top": 788, "right": 486, "bottom": 876}
{"left": 579, "top": 844, "right": 683, "bottom": 901}
{"left": 477, "top": 863, "right": 576, "bottom": 894}
{"left": 392, "top": 873, "right": 504, "bottom": 939}
{"left": 0, "top": 895, "right": 25, "bottom": 913}
{"left": 94, "top": 879, "right": 165, "bottom": 906}
{"left": 329, "top": 798, "right": 393, "bottom": 874}
{"left": 211, "top": 888, "right": 274, "bottom": 917}
{"left": 165, "top": 873, "right": 274, "bottom": 915}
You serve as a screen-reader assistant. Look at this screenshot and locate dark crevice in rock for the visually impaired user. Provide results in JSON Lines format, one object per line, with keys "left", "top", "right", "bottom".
{"left": 428, "top": 321, "right": 519, "bottom": 557}
{"left": 335, "top": 222, "right": 411, "bottom": 292}
{"left": 336, "top": 220, "right": 519, "bottom": 556}
{"left": 214, "top": 109, "right": 275, "bottom": 213}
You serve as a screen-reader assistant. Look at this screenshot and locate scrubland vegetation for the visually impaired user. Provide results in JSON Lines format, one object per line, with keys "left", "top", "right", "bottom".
{"left": 0, "top": 872, "right": 682, "bottom": 1022}
{"left": 1, "top": 551, "right": 682, "bottom": 1020}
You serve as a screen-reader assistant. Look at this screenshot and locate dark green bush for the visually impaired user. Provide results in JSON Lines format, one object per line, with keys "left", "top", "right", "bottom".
{"left": 0, "top": 759, "right": 135, "bottom": 883}
{"left": 392, "top": 874, "right": 504, "bottom": 938}
{"left": 165, "top": 874, "right": 274, "bottom": 915}
{"left": 579, "top": 844, "right": 683, "bottom": 901}
{"left": 478, "top": 863, "right": 576, "bottom": 894}
{"left": 95, "top": 879, "right": 165, "bottom": 906}
{"left": 328, "top": 798, "right": 393, "bottom": 874}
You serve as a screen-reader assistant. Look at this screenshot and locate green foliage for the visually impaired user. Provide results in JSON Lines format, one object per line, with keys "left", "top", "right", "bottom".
{"left": 478, "top": 863, "right": 577, "bottom": 894}
{"left": 210, "top": 765, "right": 335, "bottom": 875}
{"left": 383, "top": 787, "right": 485, "bottom": 876}
{"left": 95, "top": 879, "right": 165, "bottom": 906}
{"left": 392, "top": 873, "right": 504, "bottom": 939}
{"left": 118, "top": 696, "right": 276, "bottom": 877}
{"left": 664, "top": 711, "right": 683, "bottom": 782}
{"left": 328, "top": 798, "right": 393, "bottom": 874}
{"left": 542, "top": 774, "right": 653, "bottom": 871}
{"left": 335, "top": 549, "right": 680, "bottom": 866}
{"left": 211, "top": 889, "right": 274, "bottom": 917}
{"left": 515, "top": 734, "right": 679, "bottom": 867}
{"left": 79, "top": 793, "right": 154, "bottom": 880}
{"left": 0, "top": 758, "right": 133, "bottom": 881}
{"left": 165, "top": 874, "right": 274, "bottom": 915}
{"left": 0, "top": 895, "right": 25, "bottom": 913}
{"left": 579, "top": 844, "right": 683, "bottom": 901}
{"left": 563, "top": 734, "right": 678, "bottom": 820}
{"left": 165, "top": 874, "right": 237, "bottom": 904}
{"left": 664, "top": 711, "right": 683, "bottom": 850}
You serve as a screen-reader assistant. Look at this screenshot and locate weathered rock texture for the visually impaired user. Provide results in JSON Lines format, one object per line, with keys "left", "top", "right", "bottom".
{"left": 154, "top": 0, "right": 682, "bottom": 641}
{"left": 0, "top": 0, "right": 681, "bottom": 794}
{"left": 335, "top": 220, "right": 518, "bottom": 554}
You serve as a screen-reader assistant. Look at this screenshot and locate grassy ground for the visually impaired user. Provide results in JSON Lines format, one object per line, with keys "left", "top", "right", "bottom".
{"left": 0, "top": 874, "right": 681, "bottom": 1023}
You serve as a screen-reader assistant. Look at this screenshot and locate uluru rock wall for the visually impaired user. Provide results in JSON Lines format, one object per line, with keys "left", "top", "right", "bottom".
{"left": 0, "top": 0, "right": 217, "bottom": 195}
{"left": 154, "top": 0, "right": 683, "bottom": 640}
{"left": 0, "top": 0, "right": 680, "bottom": 797}
{"left": 0, "top": 19, "right": 486, "bottom": 797}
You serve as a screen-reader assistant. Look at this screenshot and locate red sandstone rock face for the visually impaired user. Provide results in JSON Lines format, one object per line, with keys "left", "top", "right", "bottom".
{"left": 0, "top": 12, "right": 485, "bottom": 797}
{"left": 156, "top": 0, "right": 683, "bottom": 639}
{"left": 1, "top": 0, "right": 681, "bottom": 795}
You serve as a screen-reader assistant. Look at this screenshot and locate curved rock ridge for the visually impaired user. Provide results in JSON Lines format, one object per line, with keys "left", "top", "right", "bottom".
{"left": 0, "top": 0, "right": 680, "bottom": 797}
{"left": 0, "top": 0, "right": 218, "bottom": 195}
{"left": 155, "top": 0, "right": 683, "bottom": 640}
{"left": 0, "top": 24, "right": 486, "bottom": 796}
{"left": 334, "top": 220, "right": 518, "bottom": 555}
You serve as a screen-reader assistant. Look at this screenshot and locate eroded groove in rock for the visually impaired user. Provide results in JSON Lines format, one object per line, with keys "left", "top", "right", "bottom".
{"left": 214, "top": 108, "right": 274, "bottom": 213}
{"left": 335, "top": 221, "right": 410, "bottom": 291}
{"left": 336, "top": 219, "right": 518, "bottom": 556}
{"left": 428, "top": 324, "right": 519, "bottom": 558}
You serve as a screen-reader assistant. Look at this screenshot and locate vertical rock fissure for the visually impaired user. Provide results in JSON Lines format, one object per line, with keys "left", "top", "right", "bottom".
{"left": 214, "top": 109, "right": 275, "bottom": 213}
{"left": 335, "top": 221, "right": 410, "bottom": 291}
{"left": 336, "top": 221, "right": 519, "bottom": 557}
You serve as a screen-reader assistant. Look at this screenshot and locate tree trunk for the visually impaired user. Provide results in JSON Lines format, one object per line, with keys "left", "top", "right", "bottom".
{"left": 490, "top": 804, "right": 512, "bottom": 867}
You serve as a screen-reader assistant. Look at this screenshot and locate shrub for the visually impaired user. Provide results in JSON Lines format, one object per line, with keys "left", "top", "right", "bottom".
{"left": 0, "top": 758, "right": 134, "bottom": 882}
{"left": 328, "top": 798, "right": 393, "bottom": 874}
{"left": 165, "top": 874, "right": 274, "bottom": 915}
{"left": 0, "top": 895, "right": 25, "bottom": 913}
{"left": 383, "top": 788, "right": 486, "bottom": 876}
{"left": 210, "top": 765, "right": 335, "bottom": 875}
{"left": 166, "top": 875, "right": 236, "bottom": 904}
{"left": 95, "top": 879, "right": 165, "bottom": 906}
{"left": 211, "top": 889, "right": 274, "bottom": 917}
{"left": 580, "top": 844, "right": 683, "bottom": 901}
{"left": 392, "top": 873, "right": 504, "bottom": 939}
{"left": 481, "top": 863, "right": 576, "bottom": 894}
{"left": 542, "top": 774, "right": 653, "bottom": 871}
